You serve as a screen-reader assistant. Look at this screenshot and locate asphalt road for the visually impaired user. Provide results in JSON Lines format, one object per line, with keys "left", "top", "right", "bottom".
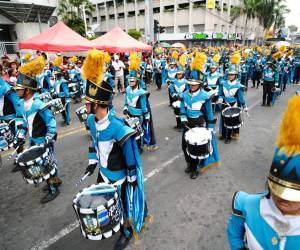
{"left": 0, "top": 83, "right": 299, "bottom": 250}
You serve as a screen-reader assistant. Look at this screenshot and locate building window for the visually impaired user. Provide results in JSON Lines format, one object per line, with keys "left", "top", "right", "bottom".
{"left": 193, "top": 24, "right": 205, "bottom": 32}
{"left": 164, "top": 5, "right": 174, "bottom": 13}
{"left": 139, "top": 9, "right": 145, "bottom": 15}
{"left": 178, "top": 25, "right": 189, "bottom": 33}
{"left": 109, "top": 14, "right": 115, "bottom": 19}
{"left": 221, "top": 25, "right": 225, "bottom": 31}
{"left": 86, "top": 18, "right": 89, "bottom": 23}
{"left": 128, "top": 11, "right": 135, "bottom": 17}
{"left": 118, "top": 13, "right": 125, "bottom": 18}
{"left": 101, "top": 16, "right": 106, "bottom": 21}
{"left": 223, "top": 3, "right": 228, "bottom": 12}
{"left": 106, "top": 1, "right": 114, "bottom": 8}
{"left": 215, "top": 1, "right": 221, "bottom": 11}
{"left": 116, "top": 0, "right": 123, "bottom": 6}
{"left": 127, "top": 0, "right": 134, "bottom": 3}
{"left": 165, "top": 26, "right": 174, "bottom": 33}
{"left": 140, "top": 28, "right": 145, "bottom": 34}
{"left": 92, "top": 17, "right": 97, "bottom": 23}
{"left": 153, "top": 7, "right": 160, "bottom": 13}
{"left": 193, "top": 0, "right": 206, "bottom": 8}
{"left": 178, "top": 3, "right": 189, "bottom": 10}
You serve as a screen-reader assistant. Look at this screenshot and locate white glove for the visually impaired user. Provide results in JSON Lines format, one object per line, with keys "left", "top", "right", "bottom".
{"left": 244, "top": 107, "right": 248, "bottom": 113}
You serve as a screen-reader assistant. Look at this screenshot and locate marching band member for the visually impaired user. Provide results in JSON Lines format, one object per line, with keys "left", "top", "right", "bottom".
{"left": 180, "top": 73, "right": 220, "bottom": 179}
{"left": 123, "top": 76, "right": 148, "bottom": 152}
{"left": 82, "top": 49, "right": 150, "bottom": 250}
{"left": 218, "top": 53, "right": 248, "bottom": 144}
{"left": 169, "top": 65, "right": 189, "bottom": 129}
{"left": 227, "top": 95, "right": 300, "bottom": 250}
{"left": 166, "top": 61, "right": 178, "bottom": 106}
{"left": 13, "top": 56, "right": 62, "bottom": 203}
{"left": 262, "top": 61, "right": 276, "bottom": 107}
{"left": 54, "top": 69, "right": 71, "bottom": 126}
{"left": 153, "top": 54, "right": 163, "bottom": 91}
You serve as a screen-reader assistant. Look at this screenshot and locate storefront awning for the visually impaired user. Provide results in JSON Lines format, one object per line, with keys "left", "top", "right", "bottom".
{"left": 0, "top": 1, "right": 55, "bottom": 23}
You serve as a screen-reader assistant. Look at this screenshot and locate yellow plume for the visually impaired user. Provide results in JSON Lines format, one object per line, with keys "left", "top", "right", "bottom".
{"left": 231, "top": 53, "right": 241, "bottom": 65}
{"left": 179, "top": 54, "right": 187, "bottom": 67}
{"left": 70, "top": 56, "right": 78, "bottom": 63}
{"left": 242, "top": 52, "right": 248, "bottom": 59}
{"left": 277, "top": 95, "right": 300, "bottom": 155}
{"left": 18, "top": 56, "right": 45, "bottom": 77}
{"left": 279, "top": 45, "right": 286, "bottom": 53}
{"left": 272, "top": 51, "right": 282, "bottom": 60}
{"left": 82, "top": 49, "right": 105, "bottom": 85}
{"left": 129, "top": 52, "right": 141, "bottom": 71}
{"left": 24, "top": 53, "right": 31, "bottom": 61}
{"left": 53, "top": 56, "right": 63, "bottom": 67}
{"left": 257, "top": 46, "right": 262, "bottom": 53}
{"left": 212, "top": 54, "right": 220, "bottom": 63}
{"left": 172, "top": 51, "right": 179, "bottom": 60}
{"left": 191, "top": 52, "right": 207, "bottom": 72}
{"left": 104, "top": 52, "right": 111, "bottom": 63}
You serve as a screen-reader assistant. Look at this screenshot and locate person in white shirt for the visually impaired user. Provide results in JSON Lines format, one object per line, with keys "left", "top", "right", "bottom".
{"left": 112, "top": 54, "right": 125, "bottom": 94}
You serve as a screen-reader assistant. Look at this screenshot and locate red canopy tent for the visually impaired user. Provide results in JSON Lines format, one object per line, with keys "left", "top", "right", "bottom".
{"left": 19, "top": 21, "right": 92, "bottom": 52}
{"left": 91, "top": 26, "right": 152, "bottom": 53}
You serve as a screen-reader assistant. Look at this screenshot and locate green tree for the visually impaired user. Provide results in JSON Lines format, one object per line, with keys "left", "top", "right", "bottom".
{"left": 230, "top": 0, "right": 260, "bottom": 45}
{"left": 57, "top": 0, "right": 95, "bottom": 36}
{"left": 257, "top": 0, "right": 289, "bottom": 33}
{"left": 128, "top": 29, "right": 142, "bottom": 40}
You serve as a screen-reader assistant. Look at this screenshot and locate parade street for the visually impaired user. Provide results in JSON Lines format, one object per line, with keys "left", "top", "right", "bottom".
{"left": 0, "top": 83, "right": 298, "bottom": 250}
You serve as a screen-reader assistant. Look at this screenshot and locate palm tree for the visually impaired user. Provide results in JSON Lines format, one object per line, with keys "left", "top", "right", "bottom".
{"left": 257, "top": 0, "right": 289, "bottom": 32}
{"left": 230, "top": 0, "right": 260, "bottom": 45}
{"left": 57, "top": 0, "right": 95, "bottom": 36}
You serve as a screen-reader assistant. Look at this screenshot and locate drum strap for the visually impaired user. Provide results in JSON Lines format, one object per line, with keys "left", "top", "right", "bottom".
{"left": 99, "top": 170, "right": 126, "bottom": 187}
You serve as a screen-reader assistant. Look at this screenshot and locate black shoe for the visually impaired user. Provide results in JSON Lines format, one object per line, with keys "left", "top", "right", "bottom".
{"left": 185, "top": 165, "right": 191, "bottom": 173}
{"left": 190, "top": 170, "right": 199, "bottom": 179}
{"left": 225, "top": 138, "right": 231, "bottom": 144}
{"left": 256, "top": 86, "right": 259, "bottom": 89}
{"left": 261, "top": 103, "right": 265, "bottom": 106}
{"left": 114, "top": 234, "right": 132, "bottom": 250}
{"left": 11, "top": 164, "right": 22, "bottom": 172}
{"left": 40, "top": 190, "right": 60, "bottom": 204}
{"left": 251, "top": 86, "right": 255, "bottom": 88}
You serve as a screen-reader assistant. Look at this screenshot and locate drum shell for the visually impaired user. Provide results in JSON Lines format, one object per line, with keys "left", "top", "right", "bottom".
{"left": 73, "top": 184, "right": 124, "bottom": 240}
{"left": 184, "top": 128, "right": 212, "bottom": 159}
{"left": 76, "top": 106, "right": 88, "bottom": 125}
{"left": 0, "top": 123, "right": 14, "bottom": 151}
{"left": 222, "top": 107, "right": 243, "bottom": 129}
{"left": 16, "top": 146, "right": 55, "bottom": 184}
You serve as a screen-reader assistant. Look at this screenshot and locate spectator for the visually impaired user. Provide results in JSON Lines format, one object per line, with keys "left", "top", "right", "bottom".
{"left": 8, "top": 68, "right": 17, "bottom": 86}
{"left": 112, "top": 54, "right": 125, "bottom": 93}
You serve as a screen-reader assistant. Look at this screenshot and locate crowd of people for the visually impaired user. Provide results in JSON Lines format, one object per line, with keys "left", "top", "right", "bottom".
{"left": 1, "top": 43, "right": 300, "bottom": 250}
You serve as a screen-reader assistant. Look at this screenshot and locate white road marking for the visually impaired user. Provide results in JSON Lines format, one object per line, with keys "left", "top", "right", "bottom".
{"left": 30, "top": 153, "right": 182, "bottom": 250}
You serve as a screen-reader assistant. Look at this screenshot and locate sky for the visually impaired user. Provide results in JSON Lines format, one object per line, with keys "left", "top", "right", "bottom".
{"left": 285, "top": 0, "right": 299, "bottom": 27}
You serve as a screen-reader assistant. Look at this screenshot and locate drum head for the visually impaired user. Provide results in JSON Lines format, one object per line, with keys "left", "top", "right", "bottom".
{"left": 185, "top": 127, "right": 212, "bottom": 144}
{"left": 75, "top": 184, "right": 117, "bottom": 209}
{"left": 17, "top": 146, "right": 48, "bottom": 166}
{"left": 222, "top": 107, "right": 241, "bottom": 117}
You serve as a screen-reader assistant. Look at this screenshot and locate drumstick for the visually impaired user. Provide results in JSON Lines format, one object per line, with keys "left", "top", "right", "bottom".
{"left": 7, "top": 145, "right": 20, "bottom": 161}
{"left": 75, "top": 172, "right": 90, "bottom": 187}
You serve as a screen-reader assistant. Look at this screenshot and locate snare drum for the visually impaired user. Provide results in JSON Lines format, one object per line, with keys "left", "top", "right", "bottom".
{"left": 172, "top": 100, "right": 181, "bottom": 117}
{"left": 126, "top": 117, "right": 144, "bottom": 140}
{"left": 222, "top": 107, "right": 243, "bottom": 129}
{"left": 40, "top": 92, "right": 52, "bottom": 103}
{"left": 51, "top": 98, "right": 65, "bottom": 114}
{"left": 0, "top": 122, "right": 14, "bottom": 151}
{"left": 16, "top": 145, "right": 57, "bottom": 184}
{"left": 184, "top": 127, "right": 212, "bottom": 159}
{"left": 73, "top": 183, "right": 123, "bottom": 240}
{"left": 76, "top": 106, "right": 88, "bottom": 125}
{"left": 69, "top": 82, "right": 78, "bottom": 97}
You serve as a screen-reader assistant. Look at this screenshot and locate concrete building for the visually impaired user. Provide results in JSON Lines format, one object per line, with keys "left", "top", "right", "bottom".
{"left": 0, "top": 0, "right": 56, "bottom": 54}
{"left": 88, "top": 0, "right": 264, "bottom": 46}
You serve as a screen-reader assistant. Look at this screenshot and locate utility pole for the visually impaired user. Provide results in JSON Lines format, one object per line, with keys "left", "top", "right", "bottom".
{"left": 145, "top": 0, "right": 154, "bottom": 44}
